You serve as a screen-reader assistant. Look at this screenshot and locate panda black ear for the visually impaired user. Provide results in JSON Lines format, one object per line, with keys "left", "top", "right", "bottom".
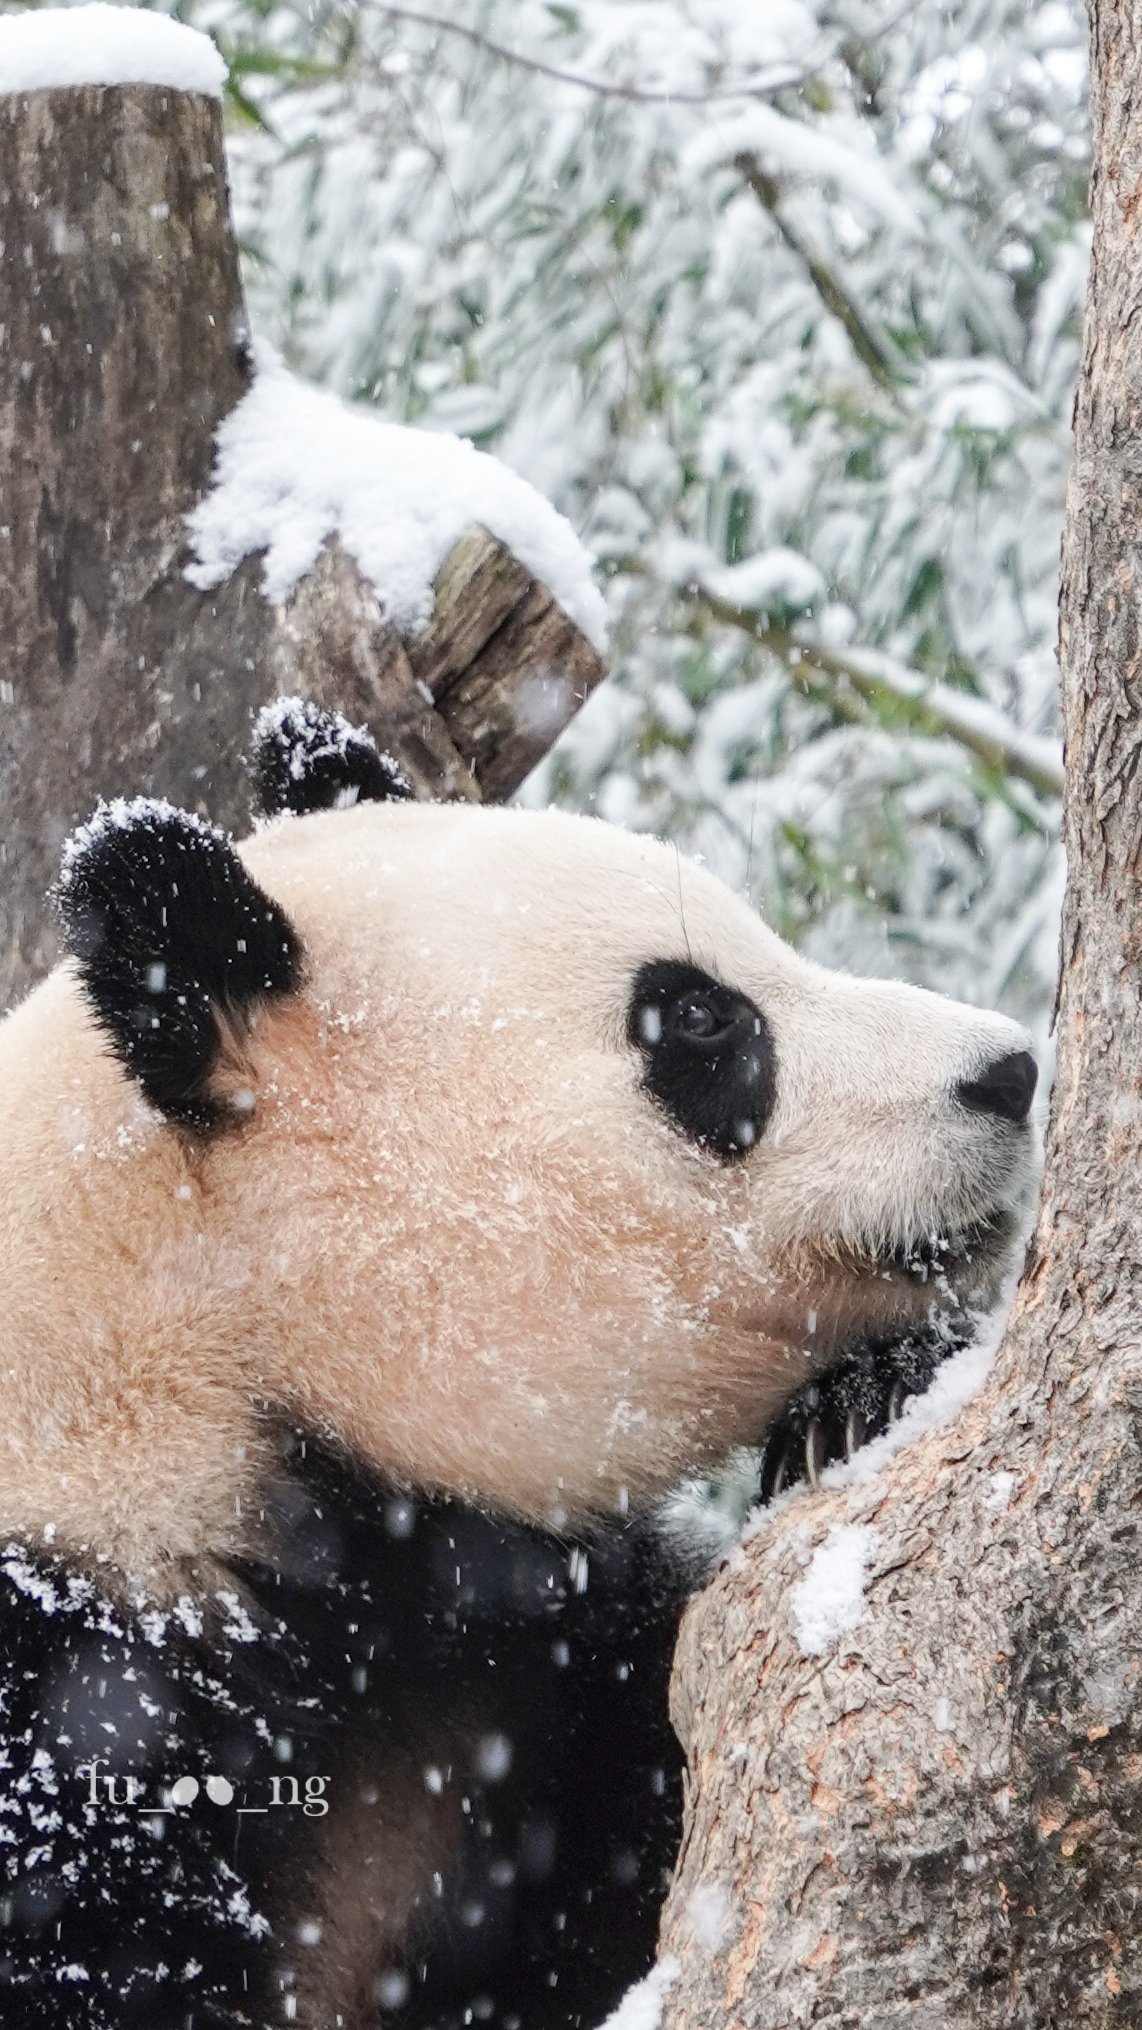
{"left": 57, "top": 799, "right": 302, "bottom": 1132}
{"left": 249, "top": 697, "right": 414, "bottom": 820}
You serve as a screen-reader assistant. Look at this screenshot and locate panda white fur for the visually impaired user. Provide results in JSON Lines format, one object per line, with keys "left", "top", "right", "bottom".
{"left": 0, "top": 700, "right": 1038, "bottom": 2030}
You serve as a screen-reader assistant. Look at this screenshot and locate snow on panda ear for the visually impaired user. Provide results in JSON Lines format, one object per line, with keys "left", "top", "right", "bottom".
{"left": 56, "top": 798, "right": 302, "bottom": 1132}
{"left": 249, "top": 696, "right": 414, "bottom": 820}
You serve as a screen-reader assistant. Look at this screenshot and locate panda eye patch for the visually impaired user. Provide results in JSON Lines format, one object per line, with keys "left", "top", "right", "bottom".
{"left": 627, "top": 961, "right": 776, "bottom": 1161}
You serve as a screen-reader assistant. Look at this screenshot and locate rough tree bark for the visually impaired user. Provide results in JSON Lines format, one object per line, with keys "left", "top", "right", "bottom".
{"left": 658, "top": 6, "right": 1142, "bottom": 2025}
{"left": 0, "top": 79, "right": 603, "bottom": 1008}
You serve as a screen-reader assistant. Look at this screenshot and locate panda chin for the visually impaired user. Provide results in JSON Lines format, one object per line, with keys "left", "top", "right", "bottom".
{"left": 882, "top": 1204, "right": 1019, "bottom": 1282}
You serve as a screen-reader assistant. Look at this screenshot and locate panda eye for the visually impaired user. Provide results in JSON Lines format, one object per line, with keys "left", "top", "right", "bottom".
{"left": 672, "top": 995, "right": 735, "bottom": 1046}
{"left": 627, "top": 961, "right": 777, "bottom": 1161}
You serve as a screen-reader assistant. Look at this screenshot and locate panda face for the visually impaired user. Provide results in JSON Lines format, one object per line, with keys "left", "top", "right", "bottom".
{"left": 236, "top": 802, "right": 1037, "bottom": 1529}
{"left": 0, "top": 783, "right": 1038, "bottom": 1577}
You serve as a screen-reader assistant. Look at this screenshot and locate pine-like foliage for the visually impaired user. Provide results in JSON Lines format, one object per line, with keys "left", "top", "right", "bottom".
{"left": 184, "top": 0, "right": 1086, "bottom": 1039}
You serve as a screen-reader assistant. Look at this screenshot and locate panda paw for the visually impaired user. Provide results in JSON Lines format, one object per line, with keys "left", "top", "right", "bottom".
{"left": 757, "top": 1325, "right": 966, "bottom": 1503}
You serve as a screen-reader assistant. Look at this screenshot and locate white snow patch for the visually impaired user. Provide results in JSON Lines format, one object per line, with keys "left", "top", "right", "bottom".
{"left": 186, "top": 345, "right": 607, "bottom": 651}
{"left": 216, "top": 1590, "right": 260, "bottom": 1645}
{"left": 596, "top": 1958, "right": 679, "bottom": 2030}
{"left": 0, "top": 5, "right": 226, "bottom": 97}
{"left": 2, "top": 1551, "right": 65, "bottom": 1615}
{"left": 790, "top": 1522, "right": 877, "bottom": 1657}
{"left": 702, "top": 548, "right": 824, "bottom": 614}
{"left": 985, "top": 1469, "right": 1016, "bottom": 1510}
{"left": 137, "top": 1606, "right": 169, "bottom": 1647}
{"left": 686, "top": 1880, "right": 731, "bottom": 1949}
{"left": 225, "top": 1884, "right": 271, "bottom": 1939}
{"left": 925, "top": 361, "right": 1027, "bottom": 433}
{"left": 172, "top": 1595, "right": 205, "bottom": 1640}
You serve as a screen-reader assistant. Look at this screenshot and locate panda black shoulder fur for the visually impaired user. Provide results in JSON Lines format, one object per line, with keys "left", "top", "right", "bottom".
{"left": 0, "top": 698, "right": 1038, "bottom": 2030}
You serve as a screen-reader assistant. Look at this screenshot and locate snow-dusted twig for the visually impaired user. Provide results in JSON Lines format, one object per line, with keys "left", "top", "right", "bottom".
{"left": 734, "top": 152, "right": 914, "bottom": 397}
{"left": 361, "top": 0, "right": 811, "bottom": 105}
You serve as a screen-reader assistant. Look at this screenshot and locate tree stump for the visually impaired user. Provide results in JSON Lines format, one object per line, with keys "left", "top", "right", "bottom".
{"left": 657, "top": 2, "right": 1142, "bottom": 2023}
{"left": 0, "top": 73, "right": 604, "bottom": 1009}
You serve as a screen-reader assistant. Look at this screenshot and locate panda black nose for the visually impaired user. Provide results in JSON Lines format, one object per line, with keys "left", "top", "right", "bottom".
{"left": 955, "top": 1049, "right": 1038, "bottom": 1126}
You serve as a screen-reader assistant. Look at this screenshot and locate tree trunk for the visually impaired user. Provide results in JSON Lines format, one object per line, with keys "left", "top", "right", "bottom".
{"left": 0, "top": 80, "right": 603, "bottom": 1010}
{"left": 657, "top": 5, "right": 1142, "bottom": 2024}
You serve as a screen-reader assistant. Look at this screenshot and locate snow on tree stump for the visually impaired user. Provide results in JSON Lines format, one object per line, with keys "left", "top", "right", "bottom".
{"left": 0, "top": 13, "right": 606, "bottom": 1008}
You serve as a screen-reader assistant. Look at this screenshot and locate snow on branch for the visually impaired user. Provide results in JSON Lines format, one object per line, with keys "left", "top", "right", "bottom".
{"left": 685, "top": 103, "right": 921, "bottom": 235}
{"left": 696, "top": 587, "right": 1063, "bottom": 801}
{"left": 0, "top": 4, "right": 226, "bottom": 97}
{"left": 791, "top": 637, "right": 1063, "bottom": 800}
{"left": 186, "top": 345, "right": 608, "bottom": 654}
{"left": 733, "top": 152, "right": 914, "bottom": 396}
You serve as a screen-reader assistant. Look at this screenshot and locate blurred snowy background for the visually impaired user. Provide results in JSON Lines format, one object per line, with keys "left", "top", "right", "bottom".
{"left": 141, "top": 0, "right": 1090, "bottom": 1041}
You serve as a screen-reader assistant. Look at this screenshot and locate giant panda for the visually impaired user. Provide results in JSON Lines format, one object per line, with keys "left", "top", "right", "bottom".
{"left": 0, "top": 699, "right": 1038, "bottom": 2030}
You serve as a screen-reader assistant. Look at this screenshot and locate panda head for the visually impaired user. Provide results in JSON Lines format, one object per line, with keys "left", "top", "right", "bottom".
{"left": 0, "top": 700, "right": 1037, "bottom": 1578}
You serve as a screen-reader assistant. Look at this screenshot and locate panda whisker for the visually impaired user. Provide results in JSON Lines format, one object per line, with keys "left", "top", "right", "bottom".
{"left": 673, "top": 842, "right": 693, "bottom": 964}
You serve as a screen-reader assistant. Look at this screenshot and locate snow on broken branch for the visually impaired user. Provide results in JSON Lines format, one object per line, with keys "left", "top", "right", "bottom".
{"left": 183, "top": 345, "right": 608, "bottom": 802}
{"left": 186, "top": 345, "right": 608, "bottom": 653}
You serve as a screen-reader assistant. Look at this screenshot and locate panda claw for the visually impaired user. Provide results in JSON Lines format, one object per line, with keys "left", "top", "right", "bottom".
{"left": 804, "top": 1419, "right": 826, "bottom": 1487}
{"left": 843, "top": 1408, "right": 867, "bottom": 1461}
{"left": 760, "top": 1441, "right": 792, "bottom": 1502}
{"left": 757, "top": 1323, "right": 968, "bottom": 1505}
